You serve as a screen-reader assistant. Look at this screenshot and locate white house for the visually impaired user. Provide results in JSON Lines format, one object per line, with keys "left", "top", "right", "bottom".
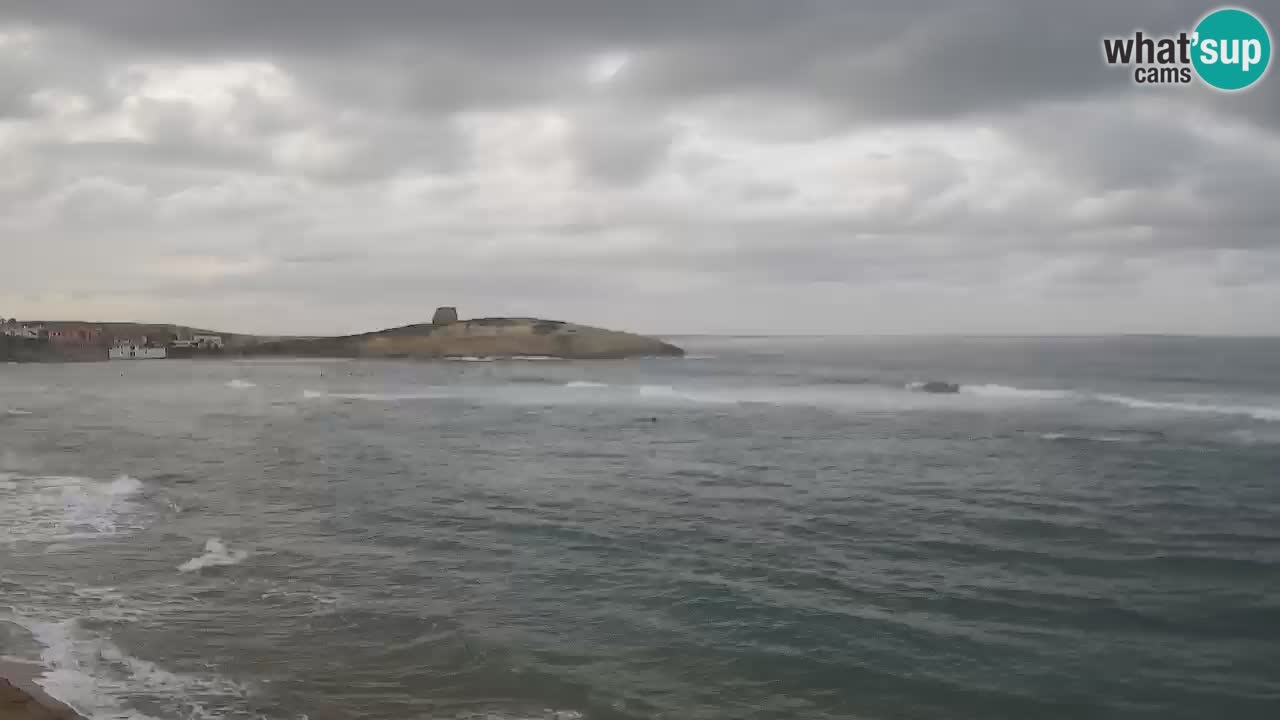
{"left": 109, "top": 338, "right": 166, "bottom": 360}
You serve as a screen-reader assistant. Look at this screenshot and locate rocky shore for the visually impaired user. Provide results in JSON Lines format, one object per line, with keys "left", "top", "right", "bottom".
{"left": 0, "top": 665, "right": 81, "bottom": 720}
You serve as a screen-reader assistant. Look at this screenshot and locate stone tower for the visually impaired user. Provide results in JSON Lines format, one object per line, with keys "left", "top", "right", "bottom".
{"left": 431, "top": 306, "right": 459, "bottom": 325}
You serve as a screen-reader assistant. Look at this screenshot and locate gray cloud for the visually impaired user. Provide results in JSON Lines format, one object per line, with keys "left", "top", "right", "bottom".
{"left": 2, "top": 0, "right": 1280, "bottom": 334}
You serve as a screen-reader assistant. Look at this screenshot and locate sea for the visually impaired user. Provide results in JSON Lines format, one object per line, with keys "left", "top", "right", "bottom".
{"left": 1, "top": 335, "right": 1277, "bottom": 720}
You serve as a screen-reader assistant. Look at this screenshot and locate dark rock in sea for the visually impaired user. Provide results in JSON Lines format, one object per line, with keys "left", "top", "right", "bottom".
{"left": 918, "top": 381, "right": 961, "bottom": 394}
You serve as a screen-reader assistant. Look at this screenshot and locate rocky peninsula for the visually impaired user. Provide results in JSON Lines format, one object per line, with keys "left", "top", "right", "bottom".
{"left": 1, "top": 309, "right": 684, "bottom": 362}
{"left": 239, "top": 311, "right": 685, "bottom": 360}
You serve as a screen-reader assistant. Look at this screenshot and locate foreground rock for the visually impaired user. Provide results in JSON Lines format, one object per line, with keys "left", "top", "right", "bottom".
{"left": 0, "top": 677, "right": 81, "bottom": 720}
{"left": 916, "top": 381, "right": 961, "bottom": 394}
{"left": 240, "top": 311, "right": 684, "bottom": 360}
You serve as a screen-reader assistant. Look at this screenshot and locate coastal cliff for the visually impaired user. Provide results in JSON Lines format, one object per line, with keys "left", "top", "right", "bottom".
{"left": 239, "top": 314, "right": 684, "bottom": 360}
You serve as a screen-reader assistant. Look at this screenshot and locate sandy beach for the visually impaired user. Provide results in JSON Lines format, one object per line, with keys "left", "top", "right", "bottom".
{"left": 0, "top": 661, "right": 82, "bottom": 720}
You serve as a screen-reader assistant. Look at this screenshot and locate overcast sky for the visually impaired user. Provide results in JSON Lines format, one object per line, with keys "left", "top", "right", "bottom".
{"left": 2, "top": 1, "right": 1279, "bottom": 335}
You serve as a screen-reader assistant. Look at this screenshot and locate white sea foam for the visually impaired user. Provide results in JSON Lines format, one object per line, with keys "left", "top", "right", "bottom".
{"left": 447, "top": 356, "right": 496, "bottom": 362}
{"left": 6, "top": 408, "right": 32, "bottom": 415}
{"left": 12, "top": 616, "right": 250, "bottom": 720}
{"left": 302, "top": 389, "right": 326, "bottom": 399}
{"left": 962, "top": 384, "right": 1075, "bottom": 401}
{"left": 1039, "top": 432, "right": 1149, "bottom": 444}
{"left": 178, "top": 538, "right": 248, "bottom": 573}
{"left": 565, "top": 381, "right": 609, "bottom": 388}
{"left": 329, "top": 389, "right": 446, "bottom": 401}
{"left": 1094, "top": 394, "right": 1280, "bottom": 422}
{"left": 224, "top": 379, "right": 256, "bottom": 389}
{"left": 1225, "top": 428, "right": 1280, "bottom": 445}
{"left": 634, "top": 384, "right": 737, "bottom": 404}
{"left": 0, "top": 474, "right": 147, "bottom": 543}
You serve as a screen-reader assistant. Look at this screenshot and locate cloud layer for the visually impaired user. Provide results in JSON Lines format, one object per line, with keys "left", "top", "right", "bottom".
{"left": 2, "top": 0, "right": 1279, "bottom": 334}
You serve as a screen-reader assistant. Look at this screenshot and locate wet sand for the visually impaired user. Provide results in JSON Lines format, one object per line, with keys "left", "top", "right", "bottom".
{"left": 0, "top": 661, "right": 83, "bottom": 720}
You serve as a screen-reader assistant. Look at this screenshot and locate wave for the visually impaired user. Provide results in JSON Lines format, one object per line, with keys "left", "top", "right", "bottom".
{"left": 565, "top": 380, "right": 609, "bottom": 388}
{"left": 178, "top": 538, "right": 248, "bottom": 573}
{"left": 1039, "top": 432, "right": 1152, "bottom": 444}
{"left": 5, "top": 409, "right": 32, "bottom": 415}
{"left": 935, "top": 382, "right": 1280, "bottom": 423}
{"left": 1093, "top": 394, "right": 1280, "bottom": 423}
{"left": 301, "top": 389, "right": 325, "bottom": 399}
{"left": 224, "top": 379, "right": 256, "bottom": 389}
{"left": 0, "top": 474, "right": 148, "bottom": 543}
{"left": 1225, "top": 428, "right": 1280, "bottom": 445}
{"left": 10, "top": 616, "right": 251, "bottom": 720}
{"left": 635, "top": 384, "right": 737, "bottom": 404}
{"left": 961, "top": 384, "right": 1075, "bottom": 400}
{"left": 446, "top": 356, "right": 496, "bottom": 362}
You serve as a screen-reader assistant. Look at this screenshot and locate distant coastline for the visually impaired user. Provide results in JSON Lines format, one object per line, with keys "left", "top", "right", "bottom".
{"left": 0, "top": 308, "right": 684, "bottom": 363}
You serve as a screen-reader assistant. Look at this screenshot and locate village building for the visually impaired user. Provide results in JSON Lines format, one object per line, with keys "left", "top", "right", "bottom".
{"left": 192, "top": 333, "right": 224, "bottom": 348}
{"left": 109, "top": 335, "right": 167, "bottom": 360}
{"left": 47, "top": 324, "right": 102, "bottom": 345}
{"left": 3, "top": 323, "right": 45, "bottom": 339}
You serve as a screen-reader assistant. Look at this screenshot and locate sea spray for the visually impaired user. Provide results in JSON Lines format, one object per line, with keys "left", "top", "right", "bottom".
{"left": 178, "top": 538, "right": 248, "bottom": 573}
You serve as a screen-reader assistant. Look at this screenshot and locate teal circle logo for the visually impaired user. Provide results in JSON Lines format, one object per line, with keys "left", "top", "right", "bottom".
{"left": 1192, "top": 7, "right": 1272, "bottom": 90}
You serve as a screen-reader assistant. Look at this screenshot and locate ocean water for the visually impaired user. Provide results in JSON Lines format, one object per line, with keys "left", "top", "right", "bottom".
{"left": 1, "top": 336, "right": 1278, "bottom": 720}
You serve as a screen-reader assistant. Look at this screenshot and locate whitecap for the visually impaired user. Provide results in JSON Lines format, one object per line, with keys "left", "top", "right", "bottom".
{"left": 634, "top": 385, "right": 735, "bottom": 404}
{"left": 301, "top": 389, "right": 326, "bottom": 399}
{"left": 565, "top": 381, "right": 608, "bottom": 388}
{"left": 0, "top": 474, "right": 148, "bottom": 543}
{"left": 178, "top": 538, "right": 248, "bottom": 573}
{"left": 1094, "top": 393, "right": 1280, "bottom": 422}
{"left": 961, "top": 384, "right": 1075, "bottom": 401}
{"left": 1225, "top": 428, "right": 1280, "bottom": 445}
{"left": 12, "top": 617, "right": 250, "bottom": 720}
{"left": 224, "top": 379, "right": 256, "bottom": 389}
{"left": 1039, "top": 432, "right": 1149, "bottom": 444}
{"left": 6, "top": 409, "right": 32, "bottom": 416}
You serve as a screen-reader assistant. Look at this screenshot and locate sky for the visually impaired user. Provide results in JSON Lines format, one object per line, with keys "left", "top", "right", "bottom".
{"left": 2, "top": 0, "right": 1279, "bottom": 336}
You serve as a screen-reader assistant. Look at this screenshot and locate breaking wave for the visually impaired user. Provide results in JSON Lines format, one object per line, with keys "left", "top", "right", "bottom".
{"left": 6, "top": 409, "right": 33, "bottom": 416}
{"left": 0, "top": 474, "right": 148, "bottom": 543}
{"left": 1039, "top": 432, "right": 1153, "bottom": 444}
{"left": 961, "top": 384, "right": 1075, "bottom": 400}
{"left": 178, "top": 538, "right": 249, "bottom": 573}
{"left": 7, "top": 616, "right": 251, "bottom": 720}
{"left": 224, "top": 379, "right": 257, "bottom": 389}
{"left": 565, "top": 381, "right": 609, "bottom": 388}
{"left": 1093, "top": 394, "right": 1280, "bottom": 423}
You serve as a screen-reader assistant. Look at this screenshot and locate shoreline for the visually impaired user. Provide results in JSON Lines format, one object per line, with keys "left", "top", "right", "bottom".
{"left": 0, "top": 660, "right": 84, "bottom": 720}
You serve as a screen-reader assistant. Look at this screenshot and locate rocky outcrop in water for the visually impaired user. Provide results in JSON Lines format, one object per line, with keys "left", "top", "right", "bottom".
{"left": 916, "top": 381, "right": 961, "bottom": 394}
